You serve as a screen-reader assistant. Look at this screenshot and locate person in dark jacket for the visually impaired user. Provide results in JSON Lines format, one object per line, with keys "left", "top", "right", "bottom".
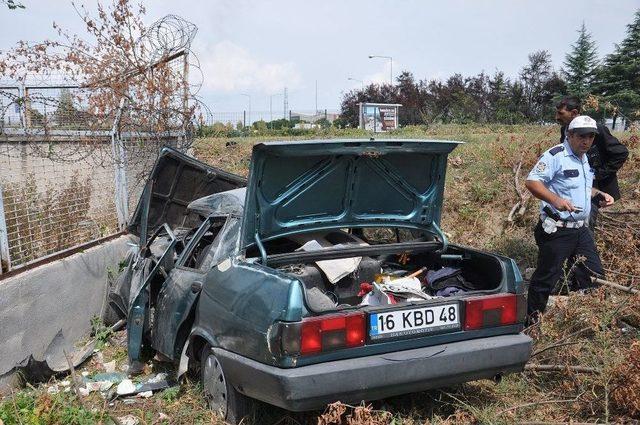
{"left": 555, "top": 96, "right": 629, "bottom": 228}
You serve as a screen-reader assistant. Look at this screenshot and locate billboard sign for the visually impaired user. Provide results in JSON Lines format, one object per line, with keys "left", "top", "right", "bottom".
{"left": 358, "top": 102, "right": 402, "bottom": 132}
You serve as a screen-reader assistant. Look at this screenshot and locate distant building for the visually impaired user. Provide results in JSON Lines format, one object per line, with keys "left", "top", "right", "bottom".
{"left": 604, "top": 117, "right": 627, "bottom": 131}
{"left": 293, "top": 122, "right": 319, "bottom": 129}
{"left": 290, "top": 111, "right": 339, "bottom": 123}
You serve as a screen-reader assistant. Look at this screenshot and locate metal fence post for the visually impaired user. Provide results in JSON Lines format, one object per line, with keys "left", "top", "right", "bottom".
{"left": 111, "top": 98, "right": 129, "bottom": 231}
{"left": 18, "top": 84, "right": 26, "bottom": 130}
{"left": 0, "top": 185, "right": 11, "bottom": 274}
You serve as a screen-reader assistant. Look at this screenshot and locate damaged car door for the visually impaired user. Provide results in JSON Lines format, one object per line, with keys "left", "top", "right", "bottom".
{"left": 109, "top": 147, "right": 246, "bottom": 372}
{"left": 152, "top": 214, "right": 230, "bottom": 361}
{"left": 127, "top": 222, "right": 177, "bottom": 370}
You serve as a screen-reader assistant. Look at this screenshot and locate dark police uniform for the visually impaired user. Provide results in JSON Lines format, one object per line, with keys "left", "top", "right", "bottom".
{"left": 560, "top": 124, "right": 628, "bottom": 200}
{"left": 526, "top": 140, "right": 604, "bottom": 320}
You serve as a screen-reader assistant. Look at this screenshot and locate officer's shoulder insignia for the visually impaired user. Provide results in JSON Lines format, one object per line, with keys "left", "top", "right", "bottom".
{"left": 549, "top": 145, "right": 564, "bottom": 156}
{"left": 535, "top": 161, "right": 547, "bottom": 172}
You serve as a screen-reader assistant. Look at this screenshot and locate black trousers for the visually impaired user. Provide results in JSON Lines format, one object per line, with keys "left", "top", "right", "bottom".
{"left": 527, "top": 221, "right": 604, "bottom": 320}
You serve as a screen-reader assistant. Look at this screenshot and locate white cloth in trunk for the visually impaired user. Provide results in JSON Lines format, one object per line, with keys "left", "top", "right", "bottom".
{"left": 297, "top": 239, "right": 363, "bottom": 284}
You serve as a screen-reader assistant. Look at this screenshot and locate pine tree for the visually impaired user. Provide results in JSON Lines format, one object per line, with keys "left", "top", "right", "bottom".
{"left": 596, "top": 10, "right": 640, "bottom": 123}
{"left": 563, "top": 22, "right": 599, "bottom": 98}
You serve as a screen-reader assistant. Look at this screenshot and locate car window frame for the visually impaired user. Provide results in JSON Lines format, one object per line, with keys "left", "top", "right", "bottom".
{"left": 175, "top": 214, "right": 229, "bottom": 272}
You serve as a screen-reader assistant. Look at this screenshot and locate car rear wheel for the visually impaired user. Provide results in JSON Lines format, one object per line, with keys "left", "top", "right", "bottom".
{"left": 200, "top": 345, "right": 253, "bottom": 424}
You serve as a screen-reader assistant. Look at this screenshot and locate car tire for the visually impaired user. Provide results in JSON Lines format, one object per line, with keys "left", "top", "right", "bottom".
{"left": 200, "top": 344, "right": 253, "bottom": 424}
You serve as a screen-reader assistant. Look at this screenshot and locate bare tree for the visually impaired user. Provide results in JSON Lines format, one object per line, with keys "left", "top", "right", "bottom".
{"left": 1, "top": 0, "right": 197, "bottom": 136}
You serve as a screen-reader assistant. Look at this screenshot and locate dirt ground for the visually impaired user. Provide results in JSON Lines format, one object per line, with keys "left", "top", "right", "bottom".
{"left": 1, "top": 124, "right": 639, "bottom": 424}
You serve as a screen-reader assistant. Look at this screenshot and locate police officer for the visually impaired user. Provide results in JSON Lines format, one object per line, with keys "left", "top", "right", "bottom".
{"left": 525, "top": 115, "right": 615, "bottom": 323}
{"left": 555, "top": 96, "right": 629, "bottom": 229}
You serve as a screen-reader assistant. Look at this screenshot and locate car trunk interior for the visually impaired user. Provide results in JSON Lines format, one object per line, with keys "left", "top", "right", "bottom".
{"left": 247, "top": 229, "right": 504, "bottom": 312}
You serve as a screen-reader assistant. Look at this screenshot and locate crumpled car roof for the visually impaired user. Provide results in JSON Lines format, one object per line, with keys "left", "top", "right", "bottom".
{"left": 187, "top": 187, "right": 246, "bottom": 217}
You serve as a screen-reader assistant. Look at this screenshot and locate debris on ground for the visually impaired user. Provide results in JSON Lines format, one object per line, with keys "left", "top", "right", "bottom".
{"left": 116, "top": 379, "right": 136, "bottom": 396}
{"left": 117, "top": 415, "right": 139, "bottom": 425}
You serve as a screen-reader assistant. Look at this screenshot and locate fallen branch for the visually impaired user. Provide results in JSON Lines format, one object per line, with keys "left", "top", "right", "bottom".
{"left": 498, "top": 390, "right": 588, "bottom": 418}
{"left": 497, "top": 396, "right": 582, "bottom": 415}
{"left": 603, "top": 267, "right": 640, "bottom": 279}
{"left": 63, "top": 349, "right": 83, "bottom": 400}
{"left": 601, "top": 209, "right": 639, "bottom": 215}
{"left": 518, "top": 422, "right": 595, "bottom": 425}
{"left": 524, "top": 364, "right": 600, "bottom": 374}
{"left": 531, "top": 326, "right": 591, "bottom": 357}
{"left": 530, "top": 341, "right": 579, "bottom": 358}
{"left": 592, "top": 277, "right": 639, "bottom": 294}
{"left": 507, "top": 152, "right": 531, "bottom": 222}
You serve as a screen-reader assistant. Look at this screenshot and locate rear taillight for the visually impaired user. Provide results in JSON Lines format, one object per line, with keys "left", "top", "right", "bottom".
{"left": 278, "top": 313, "right": 366, "bottom": 356}
{"left": 463, "top": 294, "right": 526, "bottom": 330}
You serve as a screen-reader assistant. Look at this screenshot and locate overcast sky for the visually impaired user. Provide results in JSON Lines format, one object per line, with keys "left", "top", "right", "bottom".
{"left": 1, "top": 0, "right": 638, "bottom": 114}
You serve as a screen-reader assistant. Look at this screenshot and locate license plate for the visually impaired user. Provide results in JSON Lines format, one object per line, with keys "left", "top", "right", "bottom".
{"left": 369, "top": 303, "right": 460, "bottom": 340}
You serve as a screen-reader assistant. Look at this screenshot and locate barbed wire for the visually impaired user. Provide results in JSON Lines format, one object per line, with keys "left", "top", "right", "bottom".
{"left": 141, "top": 14, "right": 197, "bottom": 66}
{"left": 0, "top": 14, "right": 200, "bottom": 166}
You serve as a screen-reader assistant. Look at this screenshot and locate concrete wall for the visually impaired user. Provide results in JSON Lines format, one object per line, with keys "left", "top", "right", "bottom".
{"left": 0, "top": 234, "right": 134, "bottom": 393}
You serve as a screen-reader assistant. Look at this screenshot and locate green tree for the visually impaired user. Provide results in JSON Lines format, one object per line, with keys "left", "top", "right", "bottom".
{"left": 339, "top": 83, "right": 397, "bottom": 127}
{"left": 268, "top": 118, "right": 294, "bottom": 130}
{"left": 251, "top": 119, "right": 268, "bottom": 132}
{"left": 563, "top": 22, "right": 599, "bottom": 98}
{"left": 520, "top": 50, "right": 551, "bottom": 121}
{"left": 488, "top": 71, "right": 525, "bottom": 124}
{"left": 596, "top": 9, "right": 640, "bottom": 125}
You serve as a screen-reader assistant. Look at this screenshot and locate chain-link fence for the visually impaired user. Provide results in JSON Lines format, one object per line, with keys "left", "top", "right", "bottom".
{"left": 0, "top": 84, "right": 189, "bottom": 274}
{"left": 0, "top": 13, "right": 204, "bottom": 274}
{"left": 199, "top": 109, "right": 339, "bottom": 130}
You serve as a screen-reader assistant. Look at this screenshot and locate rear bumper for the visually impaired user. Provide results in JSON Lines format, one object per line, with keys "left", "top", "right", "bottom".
{"left": 214, "top": 333, "right": 532, "bottom": 411}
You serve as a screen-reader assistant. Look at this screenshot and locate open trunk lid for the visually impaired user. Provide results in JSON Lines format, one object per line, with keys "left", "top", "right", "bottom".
{"left": 241, "top": 139, "right": 461, "bottom": 249}
{"left": 128, "top": 146, "right": 246, "bottom": 237}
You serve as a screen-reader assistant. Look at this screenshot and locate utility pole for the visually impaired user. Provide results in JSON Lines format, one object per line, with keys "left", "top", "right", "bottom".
{"left": 315, "top": 80, "right": 318, "bottom": 114}
{"left": 241, "top": 93, "right": 251, "bottom": 126}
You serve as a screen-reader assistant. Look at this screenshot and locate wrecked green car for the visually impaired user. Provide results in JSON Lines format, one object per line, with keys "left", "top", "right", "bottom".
{"left": 109, "top": 140, "right": 532, "bottom": 423}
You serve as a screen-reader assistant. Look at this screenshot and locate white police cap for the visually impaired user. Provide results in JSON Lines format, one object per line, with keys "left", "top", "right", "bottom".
{"left": 568, "top": 115, "right": 598, "bottom": 135}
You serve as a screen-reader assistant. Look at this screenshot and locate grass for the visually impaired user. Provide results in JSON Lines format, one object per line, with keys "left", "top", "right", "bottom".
{"left": 90, "top": 316, "right": 114, "bottom": 351}
{"left": 1, "top": 123, "right": 638, "bottom": 424}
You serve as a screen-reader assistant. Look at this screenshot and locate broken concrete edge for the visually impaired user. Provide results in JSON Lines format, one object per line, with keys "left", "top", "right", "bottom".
{"left": 0, "top": 321, "right": 128, "bottom": 396}
{"left": 1, "top": 323, "right": 128, "bottom": 395}
{"left": 0, "top": 235, "right": 135, "bottom": 395}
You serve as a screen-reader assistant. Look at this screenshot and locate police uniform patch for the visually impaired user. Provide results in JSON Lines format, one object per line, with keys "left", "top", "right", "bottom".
{"left": 535, "top": 161, "right": 547, "bottom": 172}
{"left": 549, "top": 145, "right": 564, "bottom": 156}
